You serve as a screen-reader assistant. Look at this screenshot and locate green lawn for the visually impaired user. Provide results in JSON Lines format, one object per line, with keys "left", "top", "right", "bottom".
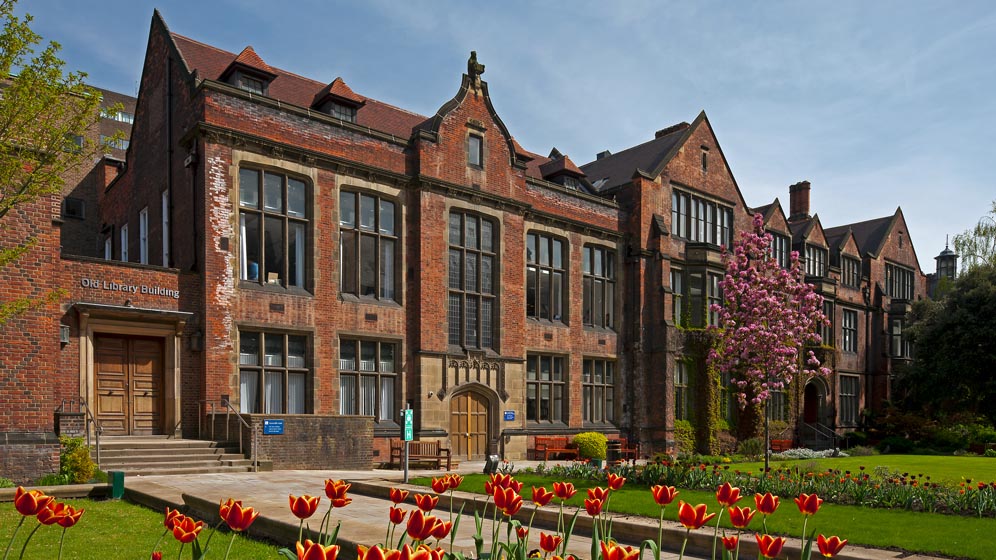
{"left": 741, "top": 454, "right": 996, "bottom": 485}
{"left": 0, "top": 499, "right": 281, "bottom": 559}
{"left": 415, "top": 473, "right": 996, "bottom": 560}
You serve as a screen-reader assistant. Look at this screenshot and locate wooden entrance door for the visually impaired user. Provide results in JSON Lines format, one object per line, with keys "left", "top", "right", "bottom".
{"left": 450, "top": 392, "right": 489, "bottom": 460}
{"left": 95, "top": 335, "right": 164, "bottom": 435}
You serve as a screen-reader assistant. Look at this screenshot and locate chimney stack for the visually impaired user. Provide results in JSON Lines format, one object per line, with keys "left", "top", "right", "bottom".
{"left": 596, "top": 150, "right": 612, "bottom": 160}
{"left": 789, "top": 180, "right": 811, "bottom": 221}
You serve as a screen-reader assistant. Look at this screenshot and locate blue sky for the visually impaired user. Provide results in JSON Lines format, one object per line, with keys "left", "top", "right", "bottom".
{"left": 22, "top": 0, "right": 996, "bottom": 269}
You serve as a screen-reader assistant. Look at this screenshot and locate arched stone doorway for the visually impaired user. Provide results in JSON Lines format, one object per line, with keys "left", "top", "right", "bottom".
{"left": 449, "top": 386, "right": 496, "bottom": 461}
{"left": 803, "top": 378, "right": 832, "bottom": 427}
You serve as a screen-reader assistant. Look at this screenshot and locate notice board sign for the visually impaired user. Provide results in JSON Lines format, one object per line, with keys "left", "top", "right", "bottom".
{"left": 263, "top": 419, "right": 284, "bottom": 435}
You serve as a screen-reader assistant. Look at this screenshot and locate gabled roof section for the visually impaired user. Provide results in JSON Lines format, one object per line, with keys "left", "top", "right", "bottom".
{"left": 789, "top": 214, "right": 828, "bottom": 247}
{"left": 579, "top": 121, "right": 690, "bottom": 192}
{"left": 825, "top": 214, "right": 894, "bottom": 258}
{"left": 539, "top": 153, "right": 584, "bottom": 179}
{"left": 312, "top": 77, "right": 365, "bottom": 107}
{"left": 221, "top": 46, "right": 277, "bottom": 80}
{"left": 751, "top": 198, "right": 791, "bottom": 234}
{"left": 165, "top": 25, "right": 429, "bottom": 139}
{"left": 425, "top": 52, "right": 519, "bottom": 169}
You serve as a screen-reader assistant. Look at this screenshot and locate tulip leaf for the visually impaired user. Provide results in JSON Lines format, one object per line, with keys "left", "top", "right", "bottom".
{"left": 640, "top": 538, "right": 661, "bottom": 560}
{"left": 191, "top": 538, "right": 203, "bottom": 560}
{"left": 323, "top": 520, "right": 341, "bottom": 546}
{"left": 276, "top": 547, "right": 296, "bottom": 559}
{"left": 560, "top": 509, "right": 580, "bottom": 556}
{"left": 590, "top": 521, "right": 600, "bottom": 560}
{"left": 802, "top": 526, "right": 818, "bottom": 559}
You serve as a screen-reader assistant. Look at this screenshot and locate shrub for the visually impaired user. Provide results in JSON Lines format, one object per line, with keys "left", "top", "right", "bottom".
{"left": 847, "top": 445, "right": 877, "bottom": 457}
{"left": 674, "top": 420, "right": 694, "bottom": 454}
{"left": 572, "top": 432, "right": 607, "bottom": 460}
{"left": 984, "top": 448, "right": 996, "bottom": 458}
{"left": 877, "top": 435, "right": 916, "bottom": 454}
{"left": 844, "top": 430, "right": 868, "bottom": 448}
{"left": 737, "top": 437, "right": 765, "bottom": 459}
{"left": 59, "top": 435, "right": 95, "bottom": 484}
{"left": 36, "top": 473, "right": 69, "bottom": 486}
{"left": 0, "top": 477, "right": 14, "bottom": 488}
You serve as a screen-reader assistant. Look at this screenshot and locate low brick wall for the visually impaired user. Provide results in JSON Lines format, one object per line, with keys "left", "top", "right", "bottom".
{"left": 211, "top": 414, "right": 374, "bottom": 470}
{"left": 0, "top": 432, "right": 59, "bottom": 484}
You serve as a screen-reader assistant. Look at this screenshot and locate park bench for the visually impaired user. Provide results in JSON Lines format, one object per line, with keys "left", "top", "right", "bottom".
{"left": 770, "top": 439, "right": 793, "bottom": 452}
{"left": 530, "top": 436, "right": 579, "bottom": 461}
{"left": 607, "top": 439, "right": 640, "bottom": 465}
{"left": 390, "top": 439, "right": 452, "bottom": 470}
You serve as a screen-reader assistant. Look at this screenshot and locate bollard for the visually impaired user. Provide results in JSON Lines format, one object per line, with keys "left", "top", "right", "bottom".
{"left": 108, "top": 471, "right": 125, "bottom": 499}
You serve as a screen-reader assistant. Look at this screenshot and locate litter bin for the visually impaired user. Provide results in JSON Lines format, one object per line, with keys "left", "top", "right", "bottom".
{"left": 108, "top": 471, "right": 125, "bottom": 499}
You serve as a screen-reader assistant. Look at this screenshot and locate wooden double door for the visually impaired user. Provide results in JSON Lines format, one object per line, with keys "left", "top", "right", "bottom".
{"left": 450, "top": 392, "right": 490, "bottom": 460}
{"left": 94, "top": 334, "right": 165, "bottom": 435}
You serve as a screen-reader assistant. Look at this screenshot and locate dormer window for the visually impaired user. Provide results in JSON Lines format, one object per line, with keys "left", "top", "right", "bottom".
{"left": 238, "top": 74, "right": 265, "bottom": 95}
{"left": 561, "top": 176, "right": 582, "bottom": 190}
{"left": 329, "top": 102, "right": 357, "bottom": 123}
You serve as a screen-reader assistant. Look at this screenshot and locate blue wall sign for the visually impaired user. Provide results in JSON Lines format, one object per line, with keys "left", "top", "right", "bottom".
{"left": 263, "top": 419, "right": 284, "bottom": 435}
{"left": 503, "top": 410, "right": 515, "bottom": 421}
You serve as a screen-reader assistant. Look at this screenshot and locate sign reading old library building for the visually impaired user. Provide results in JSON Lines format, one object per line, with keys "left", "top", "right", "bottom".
{"left": 80, "top": 277, "right": 180, "bottom": 299}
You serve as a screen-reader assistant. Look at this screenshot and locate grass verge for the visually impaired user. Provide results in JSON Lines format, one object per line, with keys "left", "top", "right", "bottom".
{"left": 414, "top": 473, "right": 996, "bottom": 560}
{"left": 0, "top": 498, "right": 281, "bottom": 560}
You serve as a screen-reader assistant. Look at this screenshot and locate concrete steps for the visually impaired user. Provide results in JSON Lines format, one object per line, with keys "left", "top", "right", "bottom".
{"left": 93, "top": 437, "right": 254, "bottom": 476}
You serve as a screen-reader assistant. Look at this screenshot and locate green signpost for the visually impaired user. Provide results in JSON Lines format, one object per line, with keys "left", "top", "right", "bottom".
{"left": 402, "top": 407, "right": 413, "bottom": 482}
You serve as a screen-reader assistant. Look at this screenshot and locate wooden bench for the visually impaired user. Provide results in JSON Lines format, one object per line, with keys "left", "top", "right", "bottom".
{"left": 530, "top": 436, "right": 579, "bottom": 461}
{"left": 390, "top": 439, "right": 452, "bottom": 470}
{"left": 770, "top": 439, "right": 793, "bottom": 452}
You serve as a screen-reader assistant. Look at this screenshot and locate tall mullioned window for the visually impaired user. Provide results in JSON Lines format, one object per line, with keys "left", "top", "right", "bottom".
{"left": 671, "top": 189, "right": 734, "bottom": 248}
{"left": 448, "top": 211, "right": 496, "bottom": 349}
{"left": 526, "top": 354, "right": 565, "bottom": 423}
{"left": 885, "top": 263, "right": 914, "bottom": 300}
{"left": 583, "top": 245, "right": 615, "bottom": 328}
{"left": 770, "top": 232, "right": 791, "bottom": 268}
{"left": 842, "top": 309, "right": 858, "bottom": 353}
{"left": 338, "top": 339, "right": 396, "bottom": 421}
{"left": 805, "top": 245, "right": 828, "bottom": 277}
{"left": 239, "top": 168, "right": 308, "bottom": 289}
{"left": 339, "top": 191, "right": 397, "bottom": 301}
{"left": 526, "top": 233, "right": 566, "bottom": 321}
{"left": 583, "top": 358, "right": 615, "bottom": 424}
{"left": 839, "top": 375, "right": 859, "bottom": 426}
{"left": 842, "top": 256, "right": 861, "bottom": 288}
{"left": 239, "top": 331, "right": 308, "bottom": 414}
{"left": 674, "top": 361, "right": 690, "bottom": 421}
{"left": 670, "top": 268, "right": 684, "bottom": 326}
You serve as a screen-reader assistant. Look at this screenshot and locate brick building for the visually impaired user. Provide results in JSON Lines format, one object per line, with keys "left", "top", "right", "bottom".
{"left": 0, "top": 12, "right": 939, "bottom": 481}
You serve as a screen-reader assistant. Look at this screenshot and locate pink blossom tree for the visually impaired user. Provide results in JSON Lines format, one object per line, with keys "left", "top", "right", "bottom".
{"left": 707, "top": 213, "right": 831, "bottom": 446}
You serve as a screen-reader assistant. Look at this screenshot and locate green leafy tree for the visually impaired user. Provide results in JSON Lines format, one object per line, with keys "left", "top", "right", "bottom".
{"left": 0, "top": 0, "right": 113, "bottom": 323}
{"left": 954, "top": 200, "right": 996, "bottom": 272}
{"left": 898, "top": 264, "right": 996, "bottom": 423}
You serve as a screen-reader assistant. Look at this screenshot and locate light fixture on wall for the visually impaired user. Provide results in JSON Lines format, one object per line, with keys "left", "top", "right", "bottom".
{"left": 59, "top": 325, "right": 70, "bottom": 345}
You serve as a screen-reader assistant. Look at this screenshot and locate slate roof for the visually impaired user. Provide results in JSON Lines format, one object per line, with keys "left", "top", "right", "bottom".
{"left": 825, "top": 215, "right": 894, "bottom": 258}
{"left": 579, "top": 124, "right": 689, "bottom": 192}
{"left": 170, "top": 33, "right": 429, "bottom": 139}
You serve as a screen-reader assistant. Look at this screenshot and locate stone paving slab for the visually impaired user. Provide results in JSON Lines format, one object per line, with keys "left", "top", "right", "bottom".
{"left": 122, "top": 463, "right": 948, "bottom": 560}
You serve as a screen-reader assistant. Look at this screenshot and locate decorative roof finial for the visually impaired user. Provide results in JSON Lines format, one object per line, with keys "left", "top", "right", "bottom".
{"left": 468, "top": 51, "right": 485, "bottom": 87}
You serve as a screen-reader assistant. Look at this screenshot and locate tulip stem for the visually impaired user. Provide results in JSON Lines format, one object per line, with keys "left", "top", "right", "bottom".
{"left": 678, "top": 528, "right": 690, "bottom": 560}
{"left": 223, "top": 532, "right": 237, "bottom": 560}
{"left": 176, "top": 542, "right": 184, "bottom": 560}
{"left": 57, "top": 527, "right": 67, "bottom": 560}
{"left": 800, "top": 516, "right": 809, "bottom": 560}
{"left": 150, "top": 528, "right": 169, "bottom": 560}
{"left": 298, "top": 519, "right": 304, "bottom": 548}
{"left": 2, "top": 516, "right": 25, "bottom": 560}
{"left": 657, "top": 507, "right": 665, "bottom": 560}
{"left": 712, "top": 508, "right": 725, "bottom": 560}
{"left": 17, "top": 521, "right": 42, "bottom": 560}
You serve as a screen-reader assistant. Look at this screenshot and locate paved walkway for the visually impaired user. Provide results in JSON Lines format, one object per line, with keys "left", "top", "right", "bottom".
{"left": 125, "top": 461, "right": 945, "bottom": 560}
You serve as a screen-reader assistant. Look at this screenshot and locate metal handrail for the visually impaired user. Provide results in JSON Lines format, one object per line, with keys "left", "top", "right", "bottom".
{"left": 218, "top": 399, "right": 257, "bottom": 473}
{"left": 802, "top": 422, "right": 837, "bottom": 450}
{"left": 56, "top": 398, "right": 102, "bottom": 469}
